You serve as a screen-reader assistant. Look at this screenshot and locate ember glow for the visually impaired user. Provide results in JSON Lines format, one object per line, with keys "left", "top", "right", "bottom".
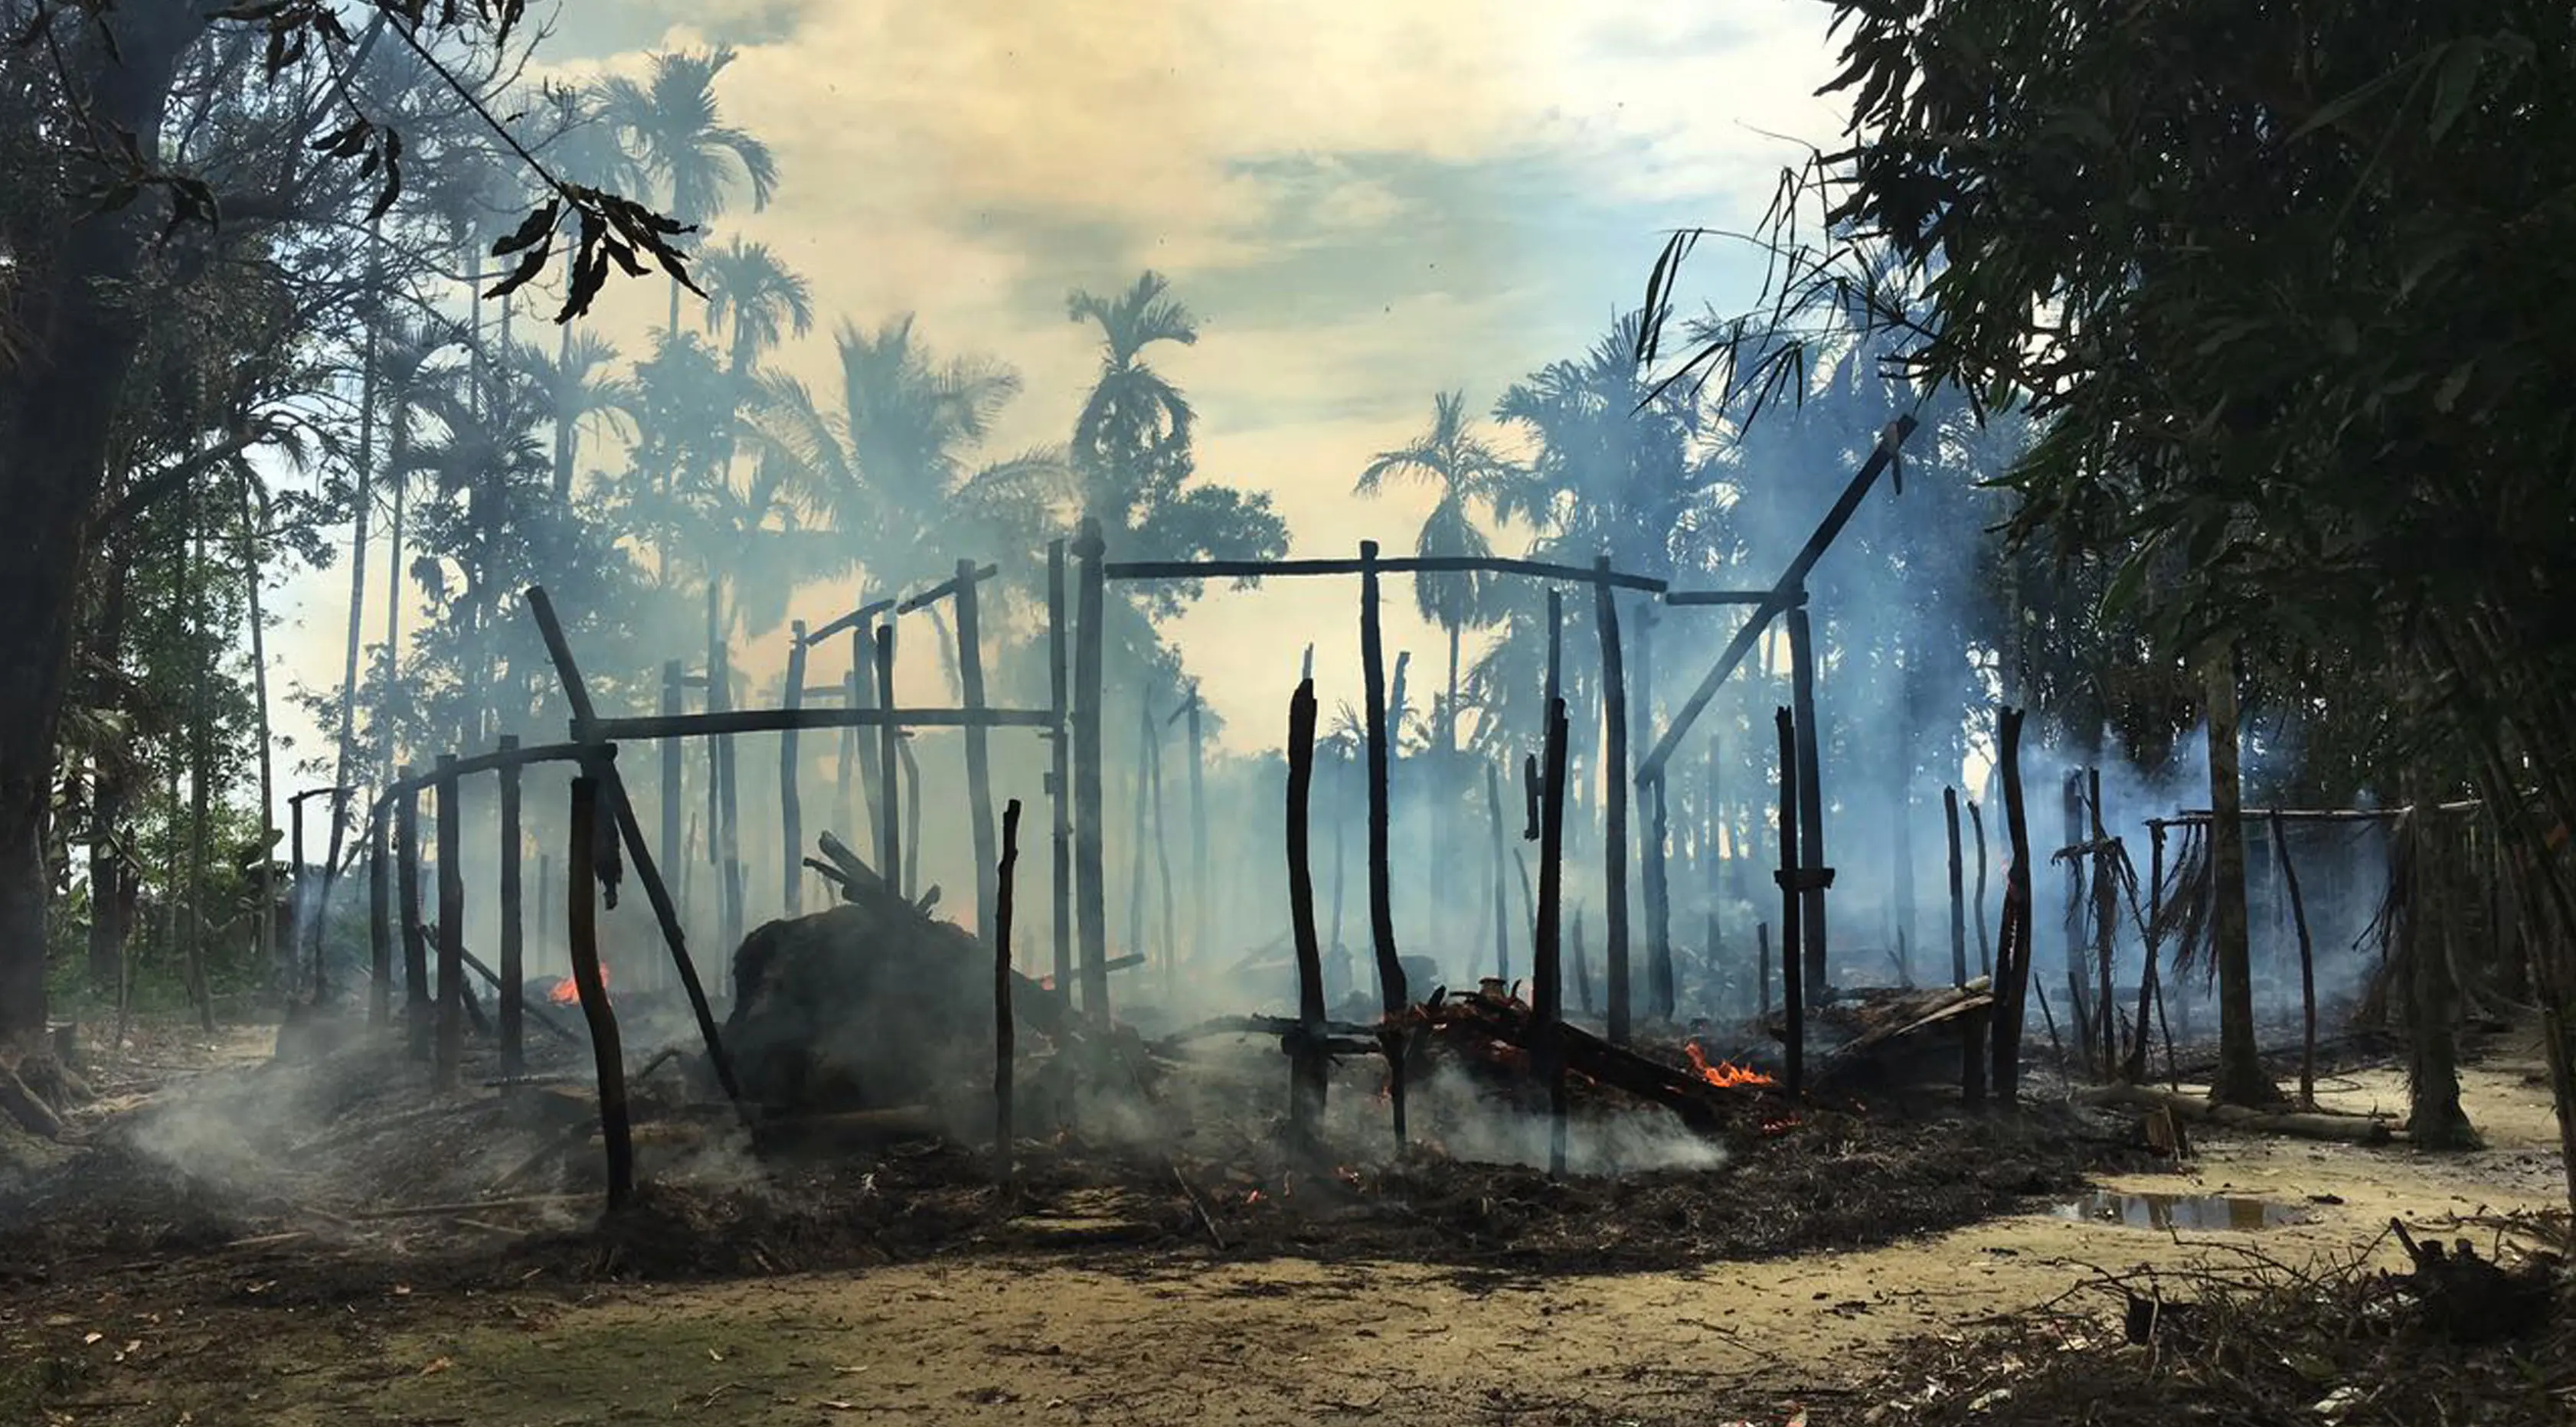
{"left": 547, "top": 962, "right": 609, "bottom": 1005}
{"left": 1684, "top": 1043, "right": 1777, "bottom": 1089}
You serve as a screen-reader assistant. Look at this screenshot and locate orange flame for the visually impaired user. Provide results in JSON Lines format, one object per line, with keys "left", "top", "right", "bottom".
{"left": 1685, "top": 1043, "right": 1777, "bottom": 1089}
{"left": 547, "top": 962, "right": 609, "bottom": 1005}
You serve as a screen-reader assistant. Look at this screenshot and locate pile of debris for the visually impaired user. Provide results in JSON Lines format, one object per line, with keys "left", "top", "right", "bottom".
{"left": 1404, "top": 980, "right": 1779, "bottom": 1136}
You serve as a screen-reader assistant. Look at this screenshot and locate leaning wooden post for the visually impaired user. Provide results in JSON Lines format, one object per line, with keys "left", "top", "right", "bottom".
{"left": 956, "top": 561, "right": 1002, "bottom": 944}
{"left": 1594, "top": 560, "right": 1632, "bottom": 1042}
{"left": 1048, "top": 538, "right": 1074, "bottom": 991}
{"left": 1358, "top": 540, "right": 1410, "bottom": 1142}
{"left": 1970, "top": 799, "right": 1992, "bottom": 976}
{"left": 874, "top": 623, "right": 902, "bottom": 896}
{"left": 1944, "top": 786, "right": 1967, "bottom": 988}
{"left": 1286, "top": 678, "right": 1329, "bottom": 1147}
{"left": 1773, "top": 707, "right": 1804, "bottom": 1098}
{"left": 659, "top": 661, "right": 682, "bottom": 927}
{"left": 2270, "top": 808, "right": 2319, "bottom": 1107}
{"left": 994, "top": 798, "right": 1022, "bottom": 1177}
{"left": 397, "top": 769, "right": 429, "bottom": 1056}
{"left": 1783, "top": 591, "right": 1831, "bottom": 999}
{"left": 566, "top": 772, "right": 633, "bottom": 1210}
{"left": 521, "top": 586, "right": 747, "bottom": 1112}
{"left": 1637, "top": 595, "right": 1675, "bottom": 1020}
{"left": 1073, "top": 519, "right": 1110, "bottom": 1020}
{"left": 368, "top": 805, "right": 391, "bottom": 1027}
{"left": 1485, "top": 762, "right": 1512, "bottom": 983}
{"left": 1535, "top": 697, "right": 1571, "bottom": 1177}
{"left": 433, "top": 754, "right": 466, "bottom": 1092}
{"left": 782, "top": 622, "right": 809, "bottom": 916}
{"left": 499, "top": 734, "right": 525, "bottom": 1080}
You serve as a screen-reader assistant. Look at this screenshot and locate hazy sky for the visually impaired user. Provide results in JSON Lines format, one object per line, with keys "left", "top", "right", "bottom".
{"left": 263, "top": 0, "right": 1851, "bottom": 787}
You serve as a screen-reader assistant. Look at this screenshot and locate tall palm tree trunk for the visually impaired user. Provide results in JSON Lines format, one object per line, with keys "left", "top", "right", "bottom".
{"left": 328, "top": 268, "right": 380, "bottom": 876}
{"left": 375, "top": 420, "right": 410, "bottom": 779}
{"left": 238, "top": 475, "right": 278, "bottom": 992}
{"left": 2206, "top": 647, "right": 2277, "bottom": 1106}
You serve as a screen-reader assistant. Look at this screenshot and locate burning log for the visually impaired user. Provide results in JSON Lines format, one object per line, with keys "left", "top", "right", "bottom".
{"left": 1405, "top": 981, "right": 1763, "bottom": 1137}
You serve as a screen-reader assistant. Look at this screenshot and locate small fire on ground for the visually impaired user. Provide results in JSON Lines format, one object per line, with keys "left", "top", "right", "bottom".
{"left": 1684, "top": 1043, "right": 1776, "bottom": 1089}
{"left": 546, "top": 962, "right": 610, "bottom": 1005}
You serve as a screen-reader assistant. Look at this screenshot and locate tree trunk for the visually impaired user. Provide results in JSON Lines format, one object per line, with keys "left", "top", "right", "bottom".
{"left": 183, "top": 516, "right": 217, "bottom": 1033}
{"left": 327, "top": 227, "right": 381, "bottom": 883}
{"left": 239, "top": 476, "right": 278, "bottom": 993}
{"left": 2404, "top": 809, "right": 2480, "bottom": 1148}
{"left": 2205, "top": 649, "right": 2280, "bottom": 1108}
{"left": 86, "top": 535, "right": 136, "bottom": 991}
{"left": 0, "top": 8, "right": 203, "bottom": 1041}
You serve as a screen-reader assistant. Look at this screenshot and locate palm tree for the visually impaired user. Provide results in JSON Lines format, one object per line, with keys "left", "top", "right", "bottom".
{"left": 513, "top": 330, "right": 638, "bottom": 504}
{"left": 619, "top": 325, "right": 735, "bottom": 577}
{"left": 1356, "top": 390, "right": 1514, "bottom": 753}
{"left": 594, "top": 47, "right": 780, "bottom": 334}
{"left": 755, "top": 315, "right": 1066, "bottom": 682}
{"left": 699, "top": 238, "right": 814, "bottom": 377}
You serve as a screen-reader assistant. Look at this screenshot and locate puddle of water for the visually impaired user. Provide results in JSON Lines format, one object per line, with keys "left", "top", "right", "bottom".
{"left": 2048, "top": 1190, "right": 2310, "bottom": 1232}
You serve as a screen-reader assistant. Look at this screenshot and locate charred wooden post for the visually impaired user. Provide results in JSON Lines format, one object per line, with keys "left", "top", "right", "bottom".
{"left": 1970, "top": 799, "right": 1992, "bottom": 976}
{"left": 1185, "top": 689, "right": 1208, "bottom": 978}
{"left": 659, "top": 661, "right": 682, "bottom": 932}
{"left": 1756, "top": 920, "right": 1773, "bottom": 1018}
{"left": 2061, "top": 771, "right": 2092, "bottom": 1071}
{"left": 1992, "top": 707, "right": 2035, "bottom": 1105}
{"left": 1945, "top": 786, "right": 1967, "bottom": 988}
{"left": 783, "top": 622, "right": 809, "bottom": 917}
{"left": 703, "top": 585, "right": 723, "bottom": 910}
{"left": 397, "top": 769, "right": 429, "bottom": 1056}
{"left": 849, "top": 626, "right": 874, "bottom": 842}
{"left": 1638, "top": 598, "right": 1673, "bottom": 1018}
{"left": 717, "top": 639, "right": 744, "bottom": 953}
{"left": 1127, "top": 703, "right": 1152, "bottom": 972}
{"left": 1706, "top": 737, "right": 1726, "bottom": 1014}
{"left": 1146, "top": 703, "right": 1178, "bottom": 993}
{"left": 520, "top": 586, "right": 745, "bottom": 1112}
{"left": 1074, "top": 519, "right": 1110, "bottom": 1020}
{"left": 1544, "top": 588, "right": 1563, "bottom": 720}
{"left": 995, "top": 798, "right": 1022, "bottom": 1176}
{"left": 499, "top": 734, "right": 525, "bottom": 1081}
{"left": 1048, "top": 539, "right": 1074, "bottom": 991}
{"left": 2090, "top": 769, "right": 2118, "bottom": 1078}
{"left": 874, "top": 623, "right": 902, "bottom": 896}
{"left": 956, "top": 563, "right": 1000, "bottom": 942}
{"left": 368, "top": 807, "right": 391, "bottom": 1026}
{"left": 1783, "top": 593, "right": 1830, "bottom": 998}
{"left": 898, "top": 727, "right": 924, "bottom": 900}
{"left": 1572, "top": 907, "right": 1594, "bottom": 1017}
{"left": 1774, "top": 708, "right": 1805, "bottom": 1098}
{"left": 434, "top": 754, "right": 465, "bottom": 1091}
{"left": 1286, "top": 679, "right": 1329, "bottom": 1145}
{"left": 1485, "top": 762, "right": 1511, "bottom": 982}
{"left": 1535, "top": 696, "right": 1571, "bottom": 1177}
{"left": 1594, "top": 560, "right": 1633, "bottom": 1042}
{"left": 2270, "top": 808, "right": 2319, "bottom": 1106}
{"left": 286, "top": 794, "right": 308, "bottom": 995}
{"left": 1358, "top": 540, "right": 1410, "bottom": 1141}
{"left": 566, "top": 774, "right": 633, "bottom": 1210}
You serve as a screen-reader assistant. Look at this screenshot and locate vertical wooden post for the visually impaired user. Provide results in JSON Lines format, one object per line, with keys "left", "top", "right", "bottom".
{"left": 1705, "top": 737, "right": 1724, "bottom": 1014}
{"left": 717, "top": 640, "right": 743, "bottom": 954}
{"left": 566, "top": 773, "right": 633, "bottom": 1210}
{"left": 704, "top": 586, "right": 722, "bottom": 893}
{"left": 994, "top": 798, "right": 1021, "bottom": 1176}
{"left": 1048, "top": 539, "right": 1074, "bottom": 991}
{"left": 289, "top": 798, "right": 308, "bottom": 996}
{"left": 1945, "top": 786, "right": 1967, "bottom": 988}
{"left": 2270, "top": 808, "right": 2318, "bottom": 1106}
{"left": 1185, "top": 690, "right": 1208, "bottom": 975}
{"left": 1543, "top": 589, "right": 1562, "bottom": 719}
{"left": 1992, "top": 707, "right": 2034, "bottom": 1105}
{"left": 1127, "top": 704, "right": 1152, "bottom": 968}
{"left": 2061, "top": 771, "right": 2091, "bottom": 1069}
{"left": 397, "top": 769, "right": 428, "bottom": 1055}
{"left": 874, "top": 623, "right": 902, "bottom": 897}
{"left": 956, "top": 561, "right": 1000, "bottom": 942}
{"left": 1286, "top": 679, "right": 1328, "bottom": 1145}
{"left": 2148, "top": 822, "right": 2177, "bottom": 1087}
{"left": 1783, "top": 593, "right": 1829, "bottom": 998}
{"left": 499, "top": 734, "right": 525, "bottom": 1079}
{"left": 368, "top": 807, "right": 391, "bottom": 1027}
{"left": 1970, "top": 799, "right": 1992, "bottom": 976}
{"left": 849, "top": 625, "right": 874, "bottom": 843}
{"left": 783, "top": 622, "right": 808, "bottom": 916}
{"left": 1572, "top": 907, "right": 1593, "bottom": 1017}
{"left": 1774, "top": 707, "right": 1804, "bottom": 1098}
{"left": 1485, "top": 762, "right": 1511, "bottom": 983}
{"left": 1358, "top": 540, "right": 1409, "bottom": 1143}
{"left": 1638, "top": 596, "right": 1673, "bottom": 1020}
{"left": 1756, "top": 921, "right": 1773, "bottom": 1019}
{"left": 659, "top": 661, "right": 682, "bottom": 938}
{"left": 2090, "top": 769, "right": 2117, "bottom": 1079}
{"left": 1595, "top": 566, "right": 1631, "bottom": 1042}
{"left": 1149, "top": 706, "right": 1177, "bottom": 994}
{"left": 1073, "top": 518, "right": 1110, "bottom": 1020}
{"left": 433, "top": 754, "right": 464, "bottom": 1091}
{"left": 1535, "top": 697, "right": 1571, "bottom": 1177}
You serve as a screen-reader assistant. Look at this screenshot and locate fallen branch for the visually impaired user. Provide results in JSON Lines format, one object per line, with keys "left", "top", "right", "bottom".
{"left": 2076, "top": 1082, "right": 2400, "bottom": 1144}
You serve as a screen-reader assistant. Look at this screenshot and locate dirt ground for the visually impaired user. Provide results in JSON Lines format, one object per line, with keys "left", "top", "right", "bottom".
{"left": 2, "top": 1027, "right": 2564, "bottom": 1426}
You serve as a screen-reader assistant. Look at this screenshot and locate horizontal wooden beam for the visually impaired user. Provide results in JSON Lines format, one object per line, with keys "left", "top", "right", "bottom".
{"left": 379, "top": 741, "right": 597, "bottom": 802}
{"left": 895, "top": 563, "right": 1002, "bottom": 614}
{"left": 2147, "top": 802, "right": 2482, "bottom": 828}
{"left": 803, "top": 597, "right": 898, "bottom": 645}
{"left": 1104, "top": 553, "right": 1667, "bottom": 593}
{"left": 1663, "top": 588, "right": 1795, "bottom": 607}
{"left": 584, "top": 706, "right": 1058, "bottom": 742}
